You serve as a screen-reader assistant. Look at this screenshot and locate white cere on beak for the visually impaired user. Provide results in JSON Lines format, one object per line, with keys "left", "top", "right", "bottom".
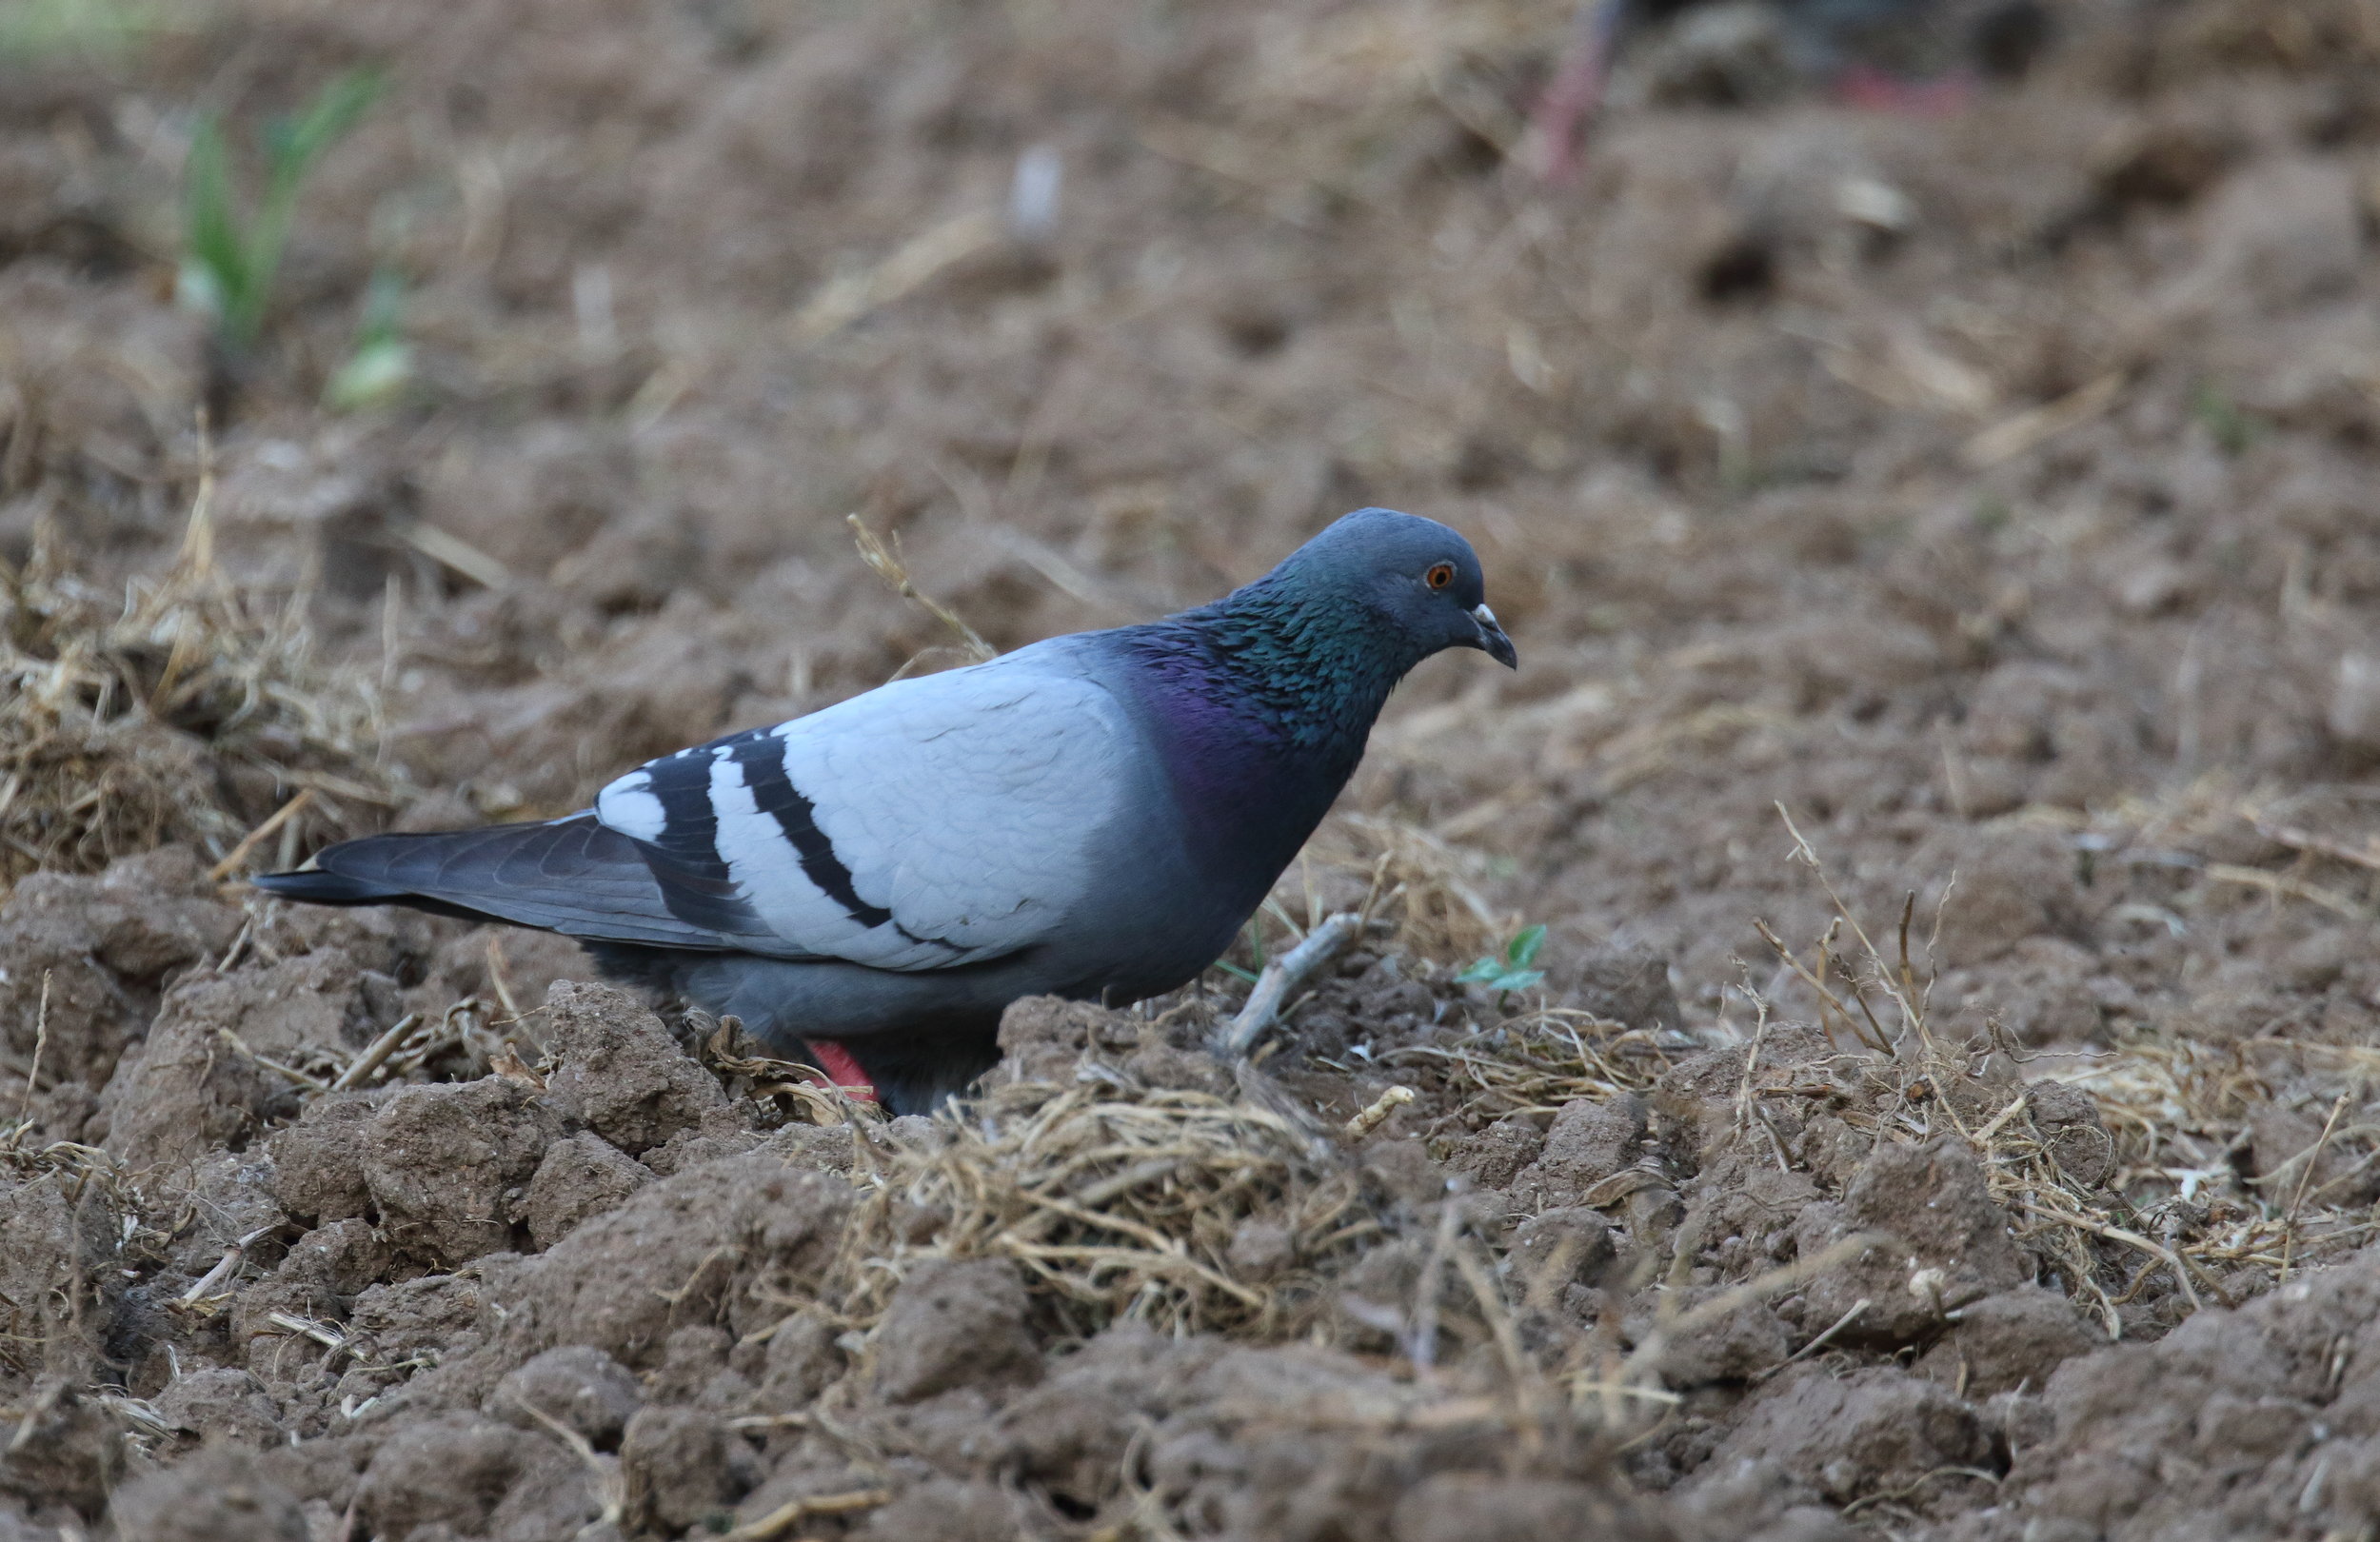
{"left": 1472, "top": 603, "right": 1498, "bottom": 626}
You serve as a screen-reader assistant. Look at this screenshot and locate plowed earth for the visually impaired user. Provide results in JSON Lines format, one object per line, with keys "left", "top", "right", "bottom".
{"left": 5, "top": 1, "right": 2380, "bottom": 1538}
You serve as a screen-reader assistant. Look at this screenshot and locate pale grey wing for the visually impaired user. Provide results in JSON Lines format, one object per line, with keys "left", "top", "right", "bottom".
{"left": 594, "top": 648, "right": 1136, "bottom": 971}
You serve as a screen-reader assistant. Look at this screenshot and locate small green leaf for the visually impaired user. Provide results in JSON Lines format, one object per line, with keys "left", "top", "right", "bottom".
{"left": 1459, "top": 924, "right": 1549, "bottom": 994}
{"left": 1211, "top": 960, "right": 1259, "bottom": 985}
{"left": 354, "top": 267, "right": 405, "bottom": 346}
{"left": 180, "top": 68, "right": 381, "bottom": 351}
{"left": 275, "top": 68, "right": 384, "bottom": 181}
{"left": 180, "top": 118, "right": 251, "bottom": 330}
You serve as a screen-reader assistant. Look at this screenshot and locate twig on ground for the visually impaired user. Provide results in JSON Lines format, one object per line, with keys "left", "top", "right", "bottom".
{"left": 2280, "top": 1091, "right": 2352, "bottom": 1283}
{"left": 1960, "top": 371, "right": 2123, "bottom": 468}
{"left": 1621, "top": 1231, "right": 1894, "bottom": 1388}
{"left": 485, "top": 936, "right": 525, "bottom": 1023}
{"left": 1758, "top": 1297, "right": 1870, "bottom": 1378}
{"left": 175, "top": 1223, "right": 283, "bottom": 1307}
{"left": 792, "top": 209, "right": 999, "bottom": 344}
{"left": 1218, "top": 912, "right": 1362, "bottom": 1059}
{"left": 215, "top": 1029, "right": 329, "bottom": 1092}
{"left": 206, "top": 788, "right": 315, "bottom": 880}
{"left": 1342, "top": 1085, "right": 1415, "bottom": 1140}
{"left": 718, "top": 1488, "right": 892, "bottom": 1542}
{"left": 265, "top": 1312, "right": 347, "bottom": 1351}
{"left": 331, "top": 1013, "right": 424, "bottom": 1091}
{"left": 18, "top": 972, "right": 49, "bottom": 1120}
{"left": 2251, "top": 819, "right": 2380, "bottom": 874}
{"left": 398, "top": 523, "right": 510, "bottom": 590}
{"left": 2202, "top": 862, "right": 2367, "bottom": 921}
{"left": 1754, "top": 917, "right": 1891, "bottom": 1055}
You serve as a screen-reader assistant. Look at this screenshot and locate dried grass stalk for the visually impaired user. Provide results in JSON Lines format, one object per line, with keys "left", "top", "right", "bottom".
{"left": 1386, "top": 1010, "right": 1670, "bottom": 1126}
{"left": 1304, "top": 812, "right": 1508, "bottom": 962}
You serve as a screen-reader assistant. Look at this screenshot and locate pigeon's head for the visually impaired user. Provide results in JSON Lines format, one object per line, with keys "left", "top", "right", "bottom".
{"left": 1279, "top": 507, "right": 1517, "bottom": 670}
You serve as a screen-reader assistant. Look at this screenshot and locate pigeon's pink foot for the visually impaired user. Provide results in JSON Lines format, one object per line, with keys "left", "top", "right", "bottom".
{"left": 803, "top": 1038, "right": 879, "bottom": 1103}
{"left": 1830, "top": 64, "right": 1973, "bottom": 116}
{"left": 1523, "top": 1, "right": 1618, "bottom": 184}
{"left": 1525, "top": 44, "right": 1608, "bottom": 184}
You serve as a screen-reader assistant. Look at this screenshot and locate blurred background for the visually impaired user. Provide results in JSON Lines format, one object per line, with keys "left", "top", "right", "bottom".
{"left": 3, "top": 0, "right": 2378, "bottom": 1037}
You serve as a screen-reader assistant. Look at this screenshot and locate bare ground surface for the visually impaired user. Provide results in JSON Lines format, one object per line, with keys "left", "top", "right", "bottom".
{"left": 6, "top": 0, "right": 2380, "bottom": 1537}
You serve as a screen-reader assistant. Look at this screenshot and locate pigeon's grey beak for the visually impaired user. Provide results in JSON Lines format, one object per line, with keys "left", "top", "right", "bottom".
{"left": 1471, "top": 603, "right": 1517, "bottom": 669}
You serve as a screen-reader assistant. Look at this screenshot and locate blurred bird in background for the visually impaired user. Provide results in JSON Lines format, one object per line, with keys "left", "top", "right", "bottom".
{"left": 1523, "top": 0, "right": 2058, "bottom": 180}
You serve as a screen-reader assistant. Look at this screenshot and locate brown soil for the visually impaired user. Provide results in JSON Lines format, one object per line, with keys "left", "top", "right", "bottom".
{"left": 5, "top": 0, "right": 2380, "bottom": 1537}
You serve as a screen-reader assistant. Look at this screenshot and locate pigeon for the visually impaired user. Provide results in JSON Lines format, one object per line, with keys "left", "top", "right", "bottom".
{"left": 1524, "top": 0, "right": 2053, "bottom": 182}
{"left": 255, "top": 508, "right": 1516, "bottom": 1113}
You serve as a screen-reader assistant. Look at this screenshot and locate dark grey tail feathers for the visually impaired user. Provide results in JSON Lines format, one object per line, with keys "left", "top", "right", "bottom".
{"left": 250, "top": 817, "right": 752, "bottom": 948}
{"left": 249, "top": 862, "right": 521, "bottom": 924}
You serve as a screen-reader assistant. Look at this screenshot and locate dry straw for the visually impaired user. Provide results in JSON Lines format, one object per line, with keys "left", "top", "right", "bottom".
{"left": 824, "top": 1068, "right": 1381, "bottom": 1342}
{"left": 0, "top": 479, "right": 396, "bottom": 886}
{"left": 1751, "top": 804, "right": 2378, "bottom": 1333}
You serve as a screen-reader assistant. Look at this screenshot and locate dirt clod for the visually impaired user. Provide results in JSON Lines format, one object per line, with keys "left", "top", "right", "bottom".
{"left": 524, "top": 1130, "right": 651, "bottom": 1248}
{"left": 1917, "top": 1285, "right": 2101, "bottom": 1398}
{"left": 870, "top": 1256, "right": 1043, "bottom": 1401}
{"left": 2023, "top": 1080, "right": 2115, "bottom": 1189}
{"left": 498, "top": 1153, "right": 851, "bottom": 1368}
{"left": 265, "top": 1091, "right": 387, "bottom": 1226}
{"left": 1707, "top": 1366, "right": 1993, "bottom": 1508}
{"left": 494, "top": 1345, "right": 643, "bottom": 1450}
{"left": 1562, "top": 946, "right": 1683, "bottom": 1035}
{"left": 105, "top": 1446, "right": 308, "bottom": 1542}
{"left": 0, "top": 1382, "right": 119, "bottom": 1516}
{"left": 99, "top": 950, "right": 370, "bottom": 1171}
{"left": 355, "top": 1412, "right": 582, "bottom": 1540}
{"left": 154, "top": 1368, "right": 283, "bottom": 1448}
{"left": 1514, "top": 1094, "right": 1650, "bottom": 1207}
{"left": 1798, "top": 1136, "right": 2031, "bottom": 1348}
{"left": 622, "top": 1405, "right": 749, "bottom": 1532}
{"left": 358, "top": 1077, "right": 559, "bottom": 1263}
{"left": 0, "top": 849, "right": 239, "bottom": 1096}
{"left": 541, "top": 981, "right": 727, "bottom": 1156}
{"left": 1391, "top": 1473, "right": 1674, "bottom": 1542}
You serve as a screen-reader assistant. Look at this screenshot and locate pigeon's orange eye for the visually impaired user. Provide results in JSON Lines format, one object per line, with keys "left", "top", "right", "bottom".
{"left": 1424, "top": 563, "right": 1455, "bottom": 590}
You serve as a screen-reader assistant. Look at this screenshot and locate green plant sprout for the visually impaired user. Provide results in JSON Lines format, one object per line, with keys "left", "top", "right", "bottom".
{"left": 1211, "top": 916, "right": 1266, "bottom": 985}
{"left": 324, "top": 268, "right": 412, "bottom": 410}
{"left": 1457, "top": 922, "right": 1547, "bottom": 1006}
{"left": 178, "top": 68, "right": 384, "bottom": 349}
